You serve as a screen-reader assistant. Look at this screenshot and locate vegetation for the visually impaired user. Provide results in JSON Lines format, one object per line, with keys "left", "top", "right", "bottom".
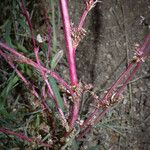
{"left": 0, "top": 0, "right": 150, "bottom": 149}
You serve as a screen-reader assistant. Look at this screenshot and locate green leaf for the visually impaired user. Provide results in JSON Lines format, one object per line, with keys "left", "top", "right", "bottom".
{"left": 0, "top": 97, "right": 8, "bottom": 116}
{"left": 0, "top": 97, "right": 16, "bottom": 121}
{"left": 87, "top": 145, "right": 100, "bottom": 150}
{"left": 48, "top": 76, "right": 64, "bottom": 112}
{"left": 18, "top": 18, "right": 30, "bottom": 33}
{"left": 3, "top": 19, "right": 14, "bottom": 47}
{"left": 35, "top": 114, "right": 40, "bottom": 128}
{"left": 25, "top": 65, "right": 32, "bottom": 77}
{"left": 0, "top": 73, "right": 19, "bottom": 98}
{"left": 16, "top": 43, "right": 29, "bottom": 53}
{"left": 51, "top": 50, "right": 63, "bottom": 69}
{"left": 71, "top": 139, "right": 79, "bottom": 150}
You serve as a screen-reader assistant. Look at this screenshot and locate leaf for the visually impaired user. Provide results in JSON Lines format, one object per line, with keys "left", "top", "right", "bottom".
{"left": 18, "top": 18, "right": 30, "bottom": 33}
{"left": 16, "top": 43, "right": 29, "bottom": 53}
{"left": 87, "top": 145, "right": 100, "bottom": 150}
{"left": 0, "top": 97, "right": 8, "bottom": 117}
{"left": 71, "top": 139, "right": 79, "bottom": 150}
{"left": 25, "top": 65, "right": 32, "bottom": 77}
{"left": 0, "top": 73, "right": 19, "bottom": 98}
{"left": 51, "top": 50, "right": 63, "bottom": 69}
{"left": 35, "top": 114, "right": 40, "bottom": 128}
{"left": 48, "top": 76, "right": 64, "bottom": 112}
{"left": 3, "top": 19, "right": 14, "bottom": 47}
{"left": 0, "top": 96, "right": 16, "bottom": 121}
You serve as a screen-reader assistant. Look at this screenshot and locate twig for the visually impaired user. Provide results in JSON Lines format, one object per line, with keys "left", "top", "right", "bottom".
{"left": 59, "top": 0, "right": 79, "bottom": 129}
{"left": 0, "top": 41, "right": 73, "bottom": 95}
{"left": 59, "top": 0, "right": 78, "bottom": 86}
{"left": 20, "top": 0, "right": 40, "bottom": 65}
{"left": 81, "top": 32, "right": 150, "bottom": 130}
{"left": 0, "top": 128, "right": 52, "bottom": 148}
{"left": 0, "top": 49, "right": 39, "bottom": 98}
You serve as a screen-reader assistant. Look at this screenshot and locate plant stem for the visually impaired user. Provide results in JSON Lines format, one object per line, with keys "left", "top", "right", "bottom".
{"left": 59, "top": 0, "right": 78, "bottom": 86}
{"left": 78, "top": 7, "right": 89, "bottom": 30}
{"left": 0, "top": 41, "right": 72, "bottom": 95}
{"left": 59, "top": 0, "right": 80, "bottom": 129}
{"left": 20, "top": 0, "right": 40, "bottom": 65}
{"left": 0, "top": 128, "right": 52, "bottom": 148}
{"left": 0, "top": 49, "right": 39, "bottom": 98}
{"left": 114, "top": 62, "right": 142, "bottom": 99}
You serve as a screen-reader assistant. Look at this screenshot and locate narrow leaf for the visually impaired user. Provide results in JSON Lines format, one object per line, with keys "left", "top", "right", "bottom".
{"left": 71, "top": 139, "right": 79, "bottom": 150}
{"left": 1, "top": 73, "right": 19, "bottom": 98}
{"left": 51, "top": 50, "right": 63, "bottom": 69}
{"left": 48, "top": 76, "right": 64, "bottom": 112}
{"left": 16, "top": 43, "right": 29, "bottom": 53}
{"left": 3, "top": 20, "right": 14, "bottom": 47}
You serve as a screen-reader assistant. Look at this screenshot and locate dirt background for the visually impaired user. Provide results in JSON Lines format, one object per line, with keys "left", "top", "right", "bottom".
{"left": 70, "top": 0, "right": 150, "bottom": 150}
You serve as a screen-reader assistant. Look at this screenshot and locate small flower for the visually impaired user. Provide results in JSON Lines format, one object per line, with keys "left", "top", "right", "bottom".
{"left": 85, "top": 0, "right": 102, "bottom": 11}
{"left": 71, "top": 27, "right": 87, "bottom": 48}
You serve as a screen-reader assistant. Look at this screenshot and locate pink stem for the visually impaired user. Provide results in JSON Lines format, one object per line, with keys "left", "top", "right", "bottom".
{"left": 78, "top": 8, "right": 89, "bottom": 30}
{"left": 81, "top": 63, "right": 133, "bottom": 128}
{"left": 78, "top": 108, "right": 108, "bottom": 139}
{"left": 99, "top": 63, "right": 133, "bottom": 105}
{"left": 59, "top": 0, "right": 79, "bottom": 129}
{"left": 73, "top": 6, "right": 89, "bottom": 54}
{"left": 114, "top": 62, "right": 142, "bottom": 99}
{"left": 93, "top": 108, "right": 109, "bottom": 125}
{"left": 88, "top": 63, "right": 142, "bottom": 129}
{"left": 59, "top": 0, "right": 78, "bottom": 86}
{"left": 1, "top": 47, "right": 67, "bottom": 127}
{"left": 0, "top": 41, "right": 72, "bottom": 95}
{"left": 138, "top": 33, "right": 150, "bottom": 58}
{"left": 20, "top": 0, "right": 40, "bottom": 65}
{"left": 0, "top": 49, "right": 39, "bottom": 98}
{"left": 0, "top": 128, "right": 52, "bottom": 148}
{"left": 80, "top": 109, "right": 99, "bottom": 128}
{"left": 69, "top": 99, "right": 80, "bottom": 128}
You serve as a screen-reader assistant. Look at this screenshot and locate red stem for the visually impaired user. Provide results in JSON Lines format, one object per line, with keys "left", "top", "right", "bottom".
{"left": 0, "top": 41, "right": 72, "bottom": 95}
{"left": 99, "top": 63, "right": 133, "bottom": 105}
{"left": 59, "top": 0, "right": 80, "bottom": 129}
{"left": 78, "top": 8, "right": 89, "bottom": 30}
{"left": 93, "top": 108, "right": 109, "bottom": 125}
{"left": 0, "top": 128, "right": 52, "bottom": 148}
{"left": 86, "top": 62, "right": 142, "bottom": 130}
{"left": 80, "top": 109, "right": 99, "bottom": 128}
{"left": 20, "top": 0, "right": 40, "bottom": 65}
{"left": 81, "top": 63, "right": 133, "bottom": 128}
{"left": 0, "top": 49, "right": 39, "bottom": 98}
{"left": 81, "top": 62, "right": 142, "bottom": 131}
{"left": 114, "top": 62, "right": 142, "bottom": 99}
{"left": 20, "top": 0, "right": 35, "bottom": 48}
{"left": 78, "top": 108, "right": 108, "bottom": 139}
{"left": 59, "top": 0, "right": 78, "bottom": 86}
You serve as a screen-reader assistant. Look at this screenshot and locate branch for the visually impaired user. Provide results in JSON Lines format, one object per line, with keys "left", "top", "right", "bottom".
{"left": 20, "top": 0, "right": 40, "bottom": 65}
{"left": 81, "top": 33, "right": 150, "bottom": 129}
{"left": 0, "top": 128, "right": 52, "bottom": 148}
{"left": 59, "top": 0, "right": 78, "bottom": 86}
{"left": 0, "top": 41, "right": 72, "bottom": 95}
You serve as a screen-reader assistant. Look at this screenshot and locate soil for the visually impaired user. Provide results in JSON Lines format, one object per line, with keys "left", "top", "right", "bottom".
{"left": 71, "top": 0, "right": 150, "bottom": 150}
